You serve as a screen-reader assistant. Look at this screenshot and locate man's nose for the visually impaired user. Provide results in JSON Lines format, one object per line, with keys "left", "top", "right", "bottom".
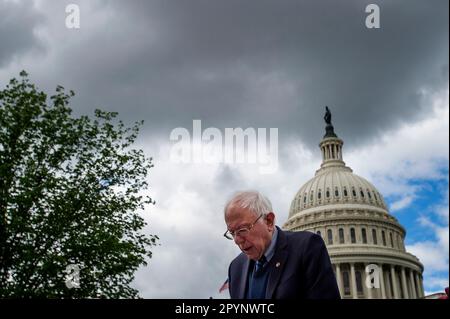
{"left": 234, "top": 235, "right": 245, "bottom": 245}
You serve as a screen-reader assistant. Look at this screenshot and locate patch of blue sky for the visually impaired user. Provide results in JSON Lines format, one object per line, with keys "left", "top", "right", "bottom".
{"left": 384, "top": 168, "right": 449, "bottom": 293}
{"left": 386, "top": 173, "right": 448, "bottom": 245}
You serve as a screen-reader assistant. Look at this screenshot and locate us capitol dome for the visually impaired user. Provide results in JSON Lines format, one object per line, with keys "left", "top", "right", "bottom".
{"left": 282, "top": 107, "right": 424, "bottom": 299}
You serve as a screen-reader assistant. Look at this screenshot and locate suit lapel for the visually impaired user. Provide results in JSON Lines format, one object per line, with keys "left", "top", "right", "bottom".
{"left": 265, "top": 228, "right": 288, "bottom": 299}
{"left": 237, "top": 258, "right": 251, "bottom": 299}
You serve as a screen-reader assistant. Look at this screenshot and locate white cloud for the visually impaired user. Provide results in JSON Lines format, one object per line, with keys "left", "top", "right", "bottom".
{"left": 345, "top": 88, "right": 449, "bottom": 209}
{"left": 423, "top": 275, "right": 449, "bottom": 297}
{"left": 348, "top": 88, "right": 449, "bottom": 293}
{"left": 130, "top": 88, "right": 449, "bottom": 297}
{"left": 130, "top": 137, "right": 318, "bottom": 298}
{"left": 390, "top": 196, "right": 415, "bottom": 212}
{"left": 406, "top": 186, "right": 449, "bottom": 292}
{"left": 425, "top": 276, "right": 449, "bottom": 290}
{"left": 434, "top": 187, "right": 449, "bottom": 223}
{"left": 417, "top": 216, "right": 449, "bottom": 254}
{"left": 0, "top": 0, "right": 447, "bottom": 299}
{"left": 407, "top": 241, "right": 448, "bottom": 272}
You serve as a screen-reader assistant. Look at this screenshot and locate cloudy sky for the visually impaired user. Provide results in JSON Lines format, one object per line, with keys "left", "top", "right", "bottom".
{"left": 0, "top": 0, "right": 448, "bottom": 297}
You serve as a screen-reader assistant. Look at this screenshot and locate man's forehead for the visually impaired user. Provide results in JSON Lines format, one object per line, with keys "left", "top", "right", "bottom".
{"left": 226, "top": 206, "right": 256, "bottom": 224}
{"left": 226, "top": 205, "right": 254, "bottom": 217}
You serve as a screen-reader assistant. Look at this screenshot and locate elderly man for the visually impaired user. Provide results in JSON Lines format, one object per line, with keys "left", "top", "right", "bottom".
{"left": 224, "top": 190, "right": 340, "bottom": 299}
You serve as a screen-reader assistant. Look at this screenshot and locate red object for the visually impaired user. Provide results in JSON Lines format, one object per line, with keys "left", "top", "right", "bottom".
{"left": 219, "top": 279, "right": 229, "bottom": 293}
{"left": 438, "top": 287, "right": 449, "bottom": 299}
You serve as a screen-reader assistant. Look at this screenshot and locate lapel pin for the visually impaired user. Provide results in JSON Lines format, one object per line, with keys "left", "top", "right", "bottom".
{"left": 276, "top": 262, "right": 281, "bottom": 268}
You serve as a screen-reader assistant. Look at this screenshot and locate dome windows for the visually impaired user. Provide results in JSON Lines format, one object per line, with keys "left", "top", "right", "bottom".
{"left": 377, "top": 192, "right": 383, "bottom": 206}
{"left": 372, "top": 229, "right": 378, "bottom": 245}
{"left": 350, "top": 228, "right": 356, "bottom": 243}
{"left": 382, "top": 230, "right": 387, "bottom": 246}
{"left": 297, "top": 185, "right": 384, "bottom": 206}
{"left": 327, "top": 229, "right": 333, "bottom": 245}
{"left": 339, "top": 228, "right": 345, "bottom": 244}
{"left": 362, "top": 228, "right": 367, "bottom": 244}
{"left": 291, "top": 172, "right": 387, "bottom": 215}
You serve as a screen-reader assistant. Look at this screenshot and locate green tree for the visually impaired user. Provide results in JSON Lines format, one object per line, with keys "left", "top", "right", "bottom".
{"left": 0, "top": 71, "right": 158, "bottom": 298}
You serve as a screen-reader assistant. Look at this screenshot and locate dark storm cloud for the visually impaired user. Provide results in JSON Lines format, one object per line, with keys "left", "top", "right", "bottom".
{"left": 0, "top": 1, "right": 447, "bottom": 298}
{"left": 0, "top": 1, "right": 45, "bottom": 67}
{"left": 2, "top": 0, "right": 449, "bottom": 149}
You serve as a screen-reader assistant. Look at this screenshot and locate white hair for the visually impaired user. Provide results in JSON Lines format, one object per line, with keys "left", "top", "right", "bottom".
{"left": 224, "top": 190, "right": 273, "bottom": 218}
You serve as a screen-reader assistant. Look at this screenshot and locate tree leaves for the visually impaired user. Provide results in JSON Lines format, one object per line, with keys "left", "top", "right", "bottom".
{"left": 0, "top": 72, "right": 158, "bottom": 298}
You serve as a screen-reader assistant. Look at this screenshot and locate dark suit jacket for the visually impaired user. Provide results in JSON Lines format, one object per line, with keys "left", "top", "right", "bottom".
{"left": 228, "top": 226, "right": 341, "bottom": 299}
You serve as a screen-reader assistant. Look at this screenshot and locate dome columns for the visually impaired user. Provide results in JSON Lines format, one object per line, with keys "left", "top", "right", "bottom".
{"left": 379, "top": 264, "right": 387, "bottom": 298}
{"left": 332, "top": 262, "right": 424, "bottom": 299}
{"left": 364, "top": 263, "right": 373, "bottom": 299}
{"left": 390, "top": 264, "right": 400, "bottom": 298}
{"left": 401, "top": 267, "right": 409, "bottom": 298}
{"left": 415, "top": 272, "right": 424, "bottom": 297}
{"left": 335, "top": 263, "right": 344, "bottom": 297}
{"left": 409, "top": 270, "right": 417, "bottom": 298}
{"left": 319, "top": 138, "right": 345, "bottom": 166}
{"left": 350, "top": 263, "right": 358, "bottom": 299}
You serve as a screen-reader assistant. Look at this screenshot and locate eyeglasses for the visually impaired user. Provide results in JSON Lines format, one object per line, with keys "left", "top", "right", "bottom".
{"left": 224, "top": 214, "right": 264, "bottom": 240}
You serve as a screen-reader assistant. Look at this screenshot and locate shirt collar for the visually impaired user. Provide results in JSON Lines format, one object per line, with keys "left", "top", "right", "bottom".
{"left": 262, "top": 226, "right": 278, "bottom": 263}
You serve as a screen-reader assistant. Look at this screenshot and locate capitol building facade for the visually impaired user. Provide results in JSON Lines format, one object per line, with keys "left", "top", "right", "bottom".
{"left": 283, "top": 111, "right": 425, "bottom": 299}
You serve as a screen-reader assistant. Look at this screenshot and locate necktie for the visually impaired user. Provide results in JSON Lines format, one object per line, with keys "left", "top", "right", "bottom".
{"left": 254, "top": 255, "right": 267, "bottom": 275}
{"left": 249, "top": 255, "right": 268, "bottom": 299}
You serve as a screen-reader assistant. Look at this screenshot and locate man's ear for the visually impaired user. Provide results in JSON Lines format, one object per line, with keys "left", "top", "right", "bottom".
{"left": 265, "top": 212, "right": 276, "bottom": 229}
